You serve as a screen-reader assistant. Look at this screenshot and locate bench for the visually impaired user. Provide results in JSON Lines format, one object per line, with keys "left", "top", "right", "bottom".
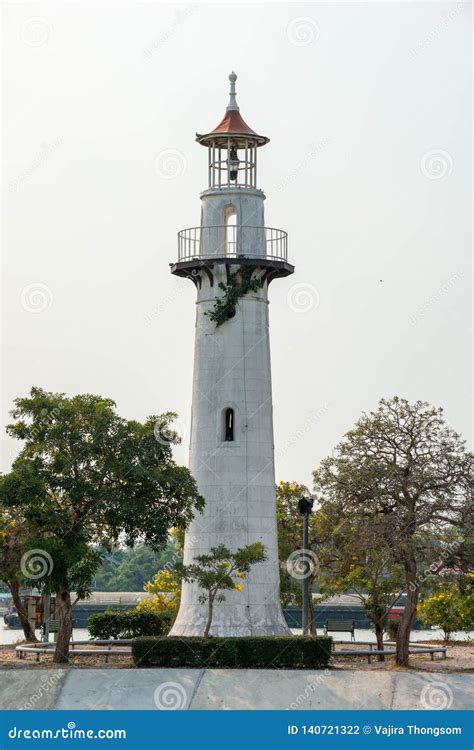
{"left": 335, "top": 646, "right": 447, "bottom": 664}
{"left": 40, "top": 619, "right": 75, "bottom": 641}
{"left": 325, "top": 619, "right": 356, "bottom": 640}
{"left": 16, "top": 643, "right": 132, "bottom": 663}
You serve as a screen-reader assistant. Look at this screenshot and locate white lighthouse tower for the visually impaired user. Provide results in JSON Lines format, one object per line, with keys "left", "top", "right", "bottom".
{"left": 169, "top": 73, "right": 294, "bottom": 636}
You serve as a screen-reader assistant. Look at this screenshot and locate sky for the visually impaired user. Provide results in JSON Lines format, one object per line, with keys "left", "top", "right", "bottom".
{"left": 2, "top": 2, "right": 472, "bottom": 488}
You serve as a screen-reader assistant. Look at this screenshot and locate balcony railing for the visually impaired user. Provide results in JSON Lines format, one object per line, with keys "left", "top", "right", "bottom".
{"left": 177, "top": 225, "right": 288, "bottom": 264}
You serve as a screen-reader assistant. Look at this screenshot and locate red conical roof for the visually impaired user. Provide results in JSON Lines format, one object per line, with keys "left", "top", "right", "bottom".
{"left": 196, "top": 72, "right": 269, "bottom": 148}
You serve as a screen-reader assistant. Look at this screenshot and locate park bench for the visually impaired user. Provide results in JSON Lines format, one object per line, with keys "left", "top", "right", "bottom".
{"left": 16, "top": 641, "right": 132, "bottom": 663}
{"left": 335, "top": 646, "right": 447, "bottom": 664}
{"left": 325, "top": 619, "right": 356, "bottom": 640}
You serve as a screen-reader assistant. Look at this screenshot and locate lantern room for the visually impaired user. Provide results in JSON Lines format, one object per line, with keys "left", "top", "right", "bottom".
{"left": 196, "top": 71, "right": 269, "bottom": 190}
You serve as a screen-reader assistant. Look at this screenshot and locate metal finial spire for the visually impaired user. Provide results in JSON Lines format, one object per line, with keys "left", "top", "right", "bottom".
{"left": 226, "top": 71, "right": 239, "bottom": 112}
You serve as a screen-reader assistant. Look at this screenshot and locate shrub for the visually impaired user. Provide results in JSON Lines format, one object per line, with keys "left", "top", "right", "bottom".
{"left": 386, "top": 619, "right": 400, "bottom": 641}
{"left": 88, "top": 609, "right": 172, "bottom": 639}
{"left": 418, "top": 587, "right": 474, "bottom": 642}
{"left": 132, "top": 636, "right": 333, "bottom": 669}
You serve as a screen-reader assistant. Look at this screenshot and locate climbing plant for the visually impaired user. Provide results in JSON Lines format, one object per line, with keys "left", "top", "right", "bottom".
{"left": 205, "top": 266, "right": 263, "bottom": 327}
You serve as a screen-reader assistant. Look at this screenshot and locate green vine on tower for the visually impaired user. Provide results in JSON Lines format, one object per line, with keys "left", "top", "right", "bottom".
{"left": 205, "top": 266, "right": 263, "bottom": 327}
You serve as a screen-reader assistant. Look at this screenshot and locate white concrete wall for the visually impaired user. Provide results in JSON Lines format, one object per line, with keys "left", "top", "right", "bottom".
{"left": 199, "top": 187, "right": 266, "bottom": 258}
{"left": 170, "top": 188, "right": 289, "bottom": 636}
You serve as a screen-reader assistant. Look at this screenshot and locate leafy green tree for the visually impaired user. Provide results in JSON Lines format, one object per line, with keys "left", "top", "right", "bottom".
{"left": 92, "top": 544, "right": 178, "bottom": 592}
{"left": 276, "top": 482, "right": 313, "bottom": 620}
{"left": 1, "top": 387, "right": 204, "bottom": 663}
{"left": 0, "top": 506, "right": 38, "bottom": 642}
{"left": 175, "top": 542, "right": 266, "bottom": 637}
{"left": 315, "top": 504, "right": 405, "bottom": 657}
{"left": 314, "top": 397, "right": 472, "bottom": 666}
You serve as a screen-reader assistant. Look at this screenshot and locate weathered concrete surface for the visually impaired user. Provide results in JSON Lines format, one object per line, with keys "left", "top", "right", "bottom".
{"left": 0, "top": 670, "right": 67, "bottom": 710}
{"left": 190, "top": 669, "right": 392, "bottom": 710}
{"left": 170, "top": 179, "right": 291, "bottom": 638}
{"left": 54, "top": 669, "right": 203, "bottom": 710}
{"left": 390, "top": 671, "right": 473, "bottom": 710}
{"left": 1, "top": 669, "right": 471, "bottom": 710}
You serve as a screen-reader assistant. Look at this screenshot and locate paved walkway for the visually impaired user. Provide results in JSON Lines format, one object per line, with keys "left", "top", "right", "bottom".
{"left": 1, "top": 669, "right": 471, "bottom": 711}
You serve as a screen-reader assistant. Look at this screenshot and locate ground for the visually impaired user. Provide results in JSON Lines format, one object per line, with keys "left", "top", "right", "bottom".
{"left": 1, "top": 641, "right": 472, "bottom": 672}
{"left": 0, "top": 641, "right": 472, "bottom": 711}
{"left": 0, "top": 667, "right": 472, "bottom": 710}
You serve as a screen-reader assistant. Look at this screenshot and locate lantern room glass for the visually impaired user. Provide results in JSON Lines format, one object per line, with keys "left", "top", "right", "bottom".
{"left": 207, "top": 138, "right": 258, "bottom": 189}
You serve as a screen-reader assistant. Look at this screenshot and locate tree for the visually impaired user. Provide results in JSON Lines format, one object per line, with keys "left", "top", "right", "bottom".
{"left": 418, "top": 580, "right": 474, "bottom": 642}
{"left": 92, "top": 543, "right": 178, "bottom": 592}
{"left": 0, "top": 506, "right": 38, "bottom": 642}
{"left": 136, "top": 568, "right": 181, "bottom": 615}
{"left": 276, "top": 481, "right": 320, "bottom": 630}
{"left": 314, "top": 397, "right": 472, "bottom": 666}
{"left": 315, "top": 504, "right": 405, "bottom": 657}
{"left": 1, "top": 387, "right": 204, "bottom": 663}
{"left": 175, "top": 542, "right": 267, "bottom": 637}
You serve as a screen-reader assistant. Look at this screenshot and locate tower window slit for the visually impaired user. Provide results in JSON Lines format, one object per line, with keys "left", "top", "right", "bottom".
{"left": 224, "top": 408, "right": 234, "bottom": 441}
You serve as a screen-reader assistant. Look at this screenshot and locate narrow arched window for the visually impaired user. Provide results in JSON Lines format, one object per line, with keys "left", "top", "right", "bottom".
{"left": 224, "top": 408, "right": 234, "bottom": 441}
{"left": 224, "top": 205, "right": 237, "bottom": 256}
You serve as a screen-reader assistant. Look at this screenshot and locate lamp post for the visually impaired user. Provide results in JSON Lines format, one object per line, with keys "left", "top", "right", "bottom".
{"left": 297, "top": 496, "right": 314, "bottom": 636}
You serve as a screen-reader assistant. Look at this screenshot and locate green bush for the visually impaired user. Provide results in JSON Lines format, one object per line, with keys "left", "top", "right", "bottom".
{"left": 132, "top": 636, "right": 333, "bottom": 669}
{"left": 88, "top": 609, "right": 172, "bottom": 640}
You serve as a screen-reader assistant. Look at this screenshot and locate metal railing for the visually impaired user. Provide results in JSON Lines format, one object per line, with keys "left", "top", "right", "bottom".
{"left": 177, "top": 225, "right": 288, "bottom": 263}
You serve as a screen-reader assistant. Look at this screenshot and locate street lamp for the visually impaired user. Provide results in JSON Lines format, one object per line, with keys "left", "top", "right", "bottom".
{"left": 298, "top": 496, "right": 314, "bottom": 636}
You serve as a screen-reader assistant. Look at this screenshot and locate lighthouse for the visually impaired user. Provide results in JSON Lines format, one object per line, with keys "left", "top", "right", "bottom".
{"left": 169, "top": 73, "right": 294, "bottom": 636}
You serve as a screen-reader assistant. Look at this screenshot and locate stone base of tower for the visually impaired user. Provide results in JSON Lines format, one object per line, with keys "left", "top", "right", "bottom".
{"left": 169, "top": 578, "right": 291, "bottom": 637}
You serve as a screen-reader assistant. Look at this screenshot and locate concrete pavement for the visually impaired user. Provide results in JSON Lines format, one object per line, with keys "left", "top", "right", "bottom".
{"left": 0, "top": 669, "right": 471, "bottom": 710}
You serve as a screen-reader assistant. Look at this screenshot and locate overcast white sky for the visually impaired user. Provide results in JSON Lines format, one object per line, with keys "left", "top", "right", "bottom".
{"left": 2, "top": 2, "right": 472, "bottom": 487}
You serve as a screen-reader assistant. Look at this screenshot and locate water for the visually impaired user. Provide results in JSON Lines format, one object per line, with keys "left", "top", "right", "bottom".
{"left": 0, "top": 624, "right": 91, "bottom": 645}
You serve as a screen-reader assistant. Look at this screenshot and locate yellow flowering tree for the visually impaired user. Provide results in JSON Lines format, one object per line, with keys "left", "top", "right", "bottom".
{"left": 418, "top": 579, "right": 474, "bottom": 642}
{"left": 136, "top": 568, "right": 180, "bottom": 615}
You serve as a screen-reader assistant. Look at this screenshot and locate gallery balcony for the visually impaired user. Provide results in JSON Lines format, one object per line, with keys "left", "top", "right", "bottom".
{"left": 170, "top": 225, "right": 294, "bottom": 286}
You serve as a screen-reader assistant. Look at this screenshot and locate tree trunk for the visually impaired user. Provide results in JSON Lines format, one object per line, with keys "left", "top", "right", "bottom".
{"left": 53, "top": 589, "right": 73, "bottom": 663}
{"left": 8, "top": 579, "right": 38, "bottom": 642}
{"left": 203, "top": 593, "right": 214, "bottom": 638}
{"left": 374, "top": 619, "right": 385, "bottom": 662}
{"left": 308, "top": 598, "right": 317, "bottom": 635}
{"left": 396, "top": 555, "right": 418, "bottom": 666}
